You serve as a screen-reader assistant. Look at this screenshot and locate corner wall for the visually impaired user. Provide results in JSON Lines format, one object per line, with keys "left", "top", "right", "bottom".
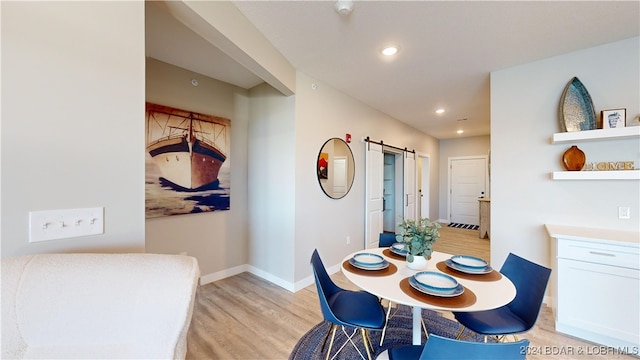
{"left": 490, "top": 37, "right": 640, "bottom": 268}
{"left": 246, "top": 82, "right": 296, "bottom": 287}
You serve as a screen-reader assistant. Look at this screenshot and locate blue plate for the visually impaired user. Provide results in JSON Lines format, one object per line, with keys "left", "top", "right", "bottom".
{"left": 349, "top": 257, "right": 389, "bottom": 271}
{"left": 352, "top": 253, "right": 384, "bottom": 267}
{"left": 413, "top": 271, "right": 458, "bottom": 292}
{"left": 450, "top": 255, "right": 488, "bottom": 270}
{"left": 390, "top": 242, "right": 408, "bottom": 256}
{"left": 409, "top": 276, "right": 464, "bottom": 297}
{"left": 445, "top": 259, "right": 493, "bottom": 274}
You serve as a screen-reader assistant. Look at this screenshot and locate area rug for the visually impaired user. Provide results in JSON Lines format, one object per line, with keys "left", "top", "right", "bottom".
{"left": 448, "top": 223, "right": 479, "bottom": 231}
{"left": 289, "top": 307, "right": 489, "bottom": 360}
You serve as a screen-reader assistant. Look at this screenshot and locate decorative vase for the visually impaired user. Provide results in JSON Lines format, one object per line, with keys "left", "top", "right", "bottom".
{"left": 562, "top": 145, "right": 586, "bottom": 171}
{"left": 406, "top": 255, "right": 429, "bottom": 270}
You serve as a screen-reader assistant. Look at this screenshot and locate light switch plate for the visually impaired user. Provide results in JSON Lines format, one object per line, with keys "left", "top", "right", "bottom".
{"left": 29, "top": 207, "right": 104, "bottom": 242}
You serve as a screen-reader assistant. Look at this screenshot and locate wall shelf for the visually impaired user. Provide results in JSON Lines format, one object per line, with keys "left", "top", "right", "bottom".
{"left": 552, "top": 126, "right": 640, "bottom": 144}
{"left": 552, "top": 170, "right": 640, "bottom": 180}
{"left": 551, "top": 127, "right": 639, "bottom": 180}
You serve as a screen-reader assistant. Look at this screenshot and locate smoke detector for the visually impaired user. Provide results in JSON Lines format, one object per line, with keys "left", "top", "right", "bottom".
{"left": 334, "top": 0, "right": 354, "bottom": 16}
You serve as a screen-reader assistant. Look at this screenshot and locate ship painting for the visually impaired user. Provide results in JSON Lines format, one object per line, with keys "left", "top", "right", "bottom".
{"left": 145, "top": 102, "right": 231, "bottom": 218}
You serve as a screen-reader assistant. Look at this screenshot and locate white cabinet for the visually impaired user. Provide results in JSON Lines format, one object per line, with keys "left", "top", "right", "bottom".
{"left": 550, "top": 127, "right": 640, "bottom": 180}
{"left": 547, "top": 225, "right": 640, "bottom": 349}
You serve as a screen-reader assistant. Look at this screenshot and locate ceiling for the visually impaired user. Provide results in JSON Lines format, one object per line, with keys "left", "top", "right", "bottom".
{"left": 146, "top": 1, "right": 639, "bottom": 140}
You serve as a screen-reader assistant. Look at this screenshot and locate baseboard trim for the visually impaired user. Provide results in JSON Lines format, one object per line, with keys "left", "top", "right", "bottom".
{"left": 198, "top": 261, "right": 344, "bottom": 293}
{"left": 199, "top": 264, "right": 248, "bottom": 286}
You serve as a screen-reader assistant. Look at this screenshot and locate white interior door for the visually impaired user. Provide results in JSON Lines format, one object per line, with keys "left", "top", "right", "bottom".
{"left": 404, "top": 151, "right": 416, "bottom": 221}
{"left": 449, "top": 157, "right": 487, "bottom": 225}
{"left": 365, "top": 142, "right": 384, "bottom": 249}
{"left": 332, "top": 156, "right": 347, "bottom": 198}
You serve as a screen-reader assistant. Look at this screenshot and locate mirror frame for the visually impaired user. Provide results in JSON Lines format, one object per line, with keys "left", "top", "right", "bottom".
{"left": 316, "top": 138, "right": 355, "bottom": 199}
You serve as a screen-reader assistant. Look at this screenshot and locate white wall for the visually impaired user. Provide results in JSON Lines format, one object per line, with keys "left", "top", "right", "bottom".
{"left": 292, "top": 72, "right": 440, "bottom": 287}
{"left": 438, "top": 135, "right": 491, "bottom": 222}
{"left": 491, "top": 37, "right": 639, "bottom": 269}
{"left": 247, "top": 82, "right": 296, "bottom": 286}
{"left": 1, "top": 2, "right": 145, "bottom": 257}
{"left": 145, "top": 58, "right": 250, "bottom": 278}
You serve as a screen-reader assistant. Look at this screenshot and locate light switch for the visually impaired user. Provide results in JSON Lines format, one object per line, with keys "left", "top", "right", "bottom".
{"left": 29, "top": 207, "right": 104, "bottom": 242}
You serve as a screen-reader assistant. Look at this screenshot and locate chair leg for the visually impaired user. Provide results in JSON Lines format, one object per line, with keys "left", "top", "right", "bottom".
{"left": 361, "top": 328, "right": 373, "bottom": 360}
{"left": 325, "top": 324, "right": 338, "bottom": 360}
{"left": 421, "top": 318, "right": 429, "bottom": 339}
{"left": 321, "top": 322, "right": 332, "bottom": 352}
{"left": 379, "top": 301, "right": 394, "bottom": 346}
{"left": 335, "top": 327, "right": 366, "bottom": 360}
{"left": 455, "top": 325, "right": 467, "bottom": 340}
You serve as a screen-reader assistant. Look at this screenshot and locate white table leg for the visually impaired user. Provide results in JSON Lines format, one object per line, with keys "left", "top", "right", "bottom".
{"left": 412, "top": 306, "right": 421, "bottom": 345}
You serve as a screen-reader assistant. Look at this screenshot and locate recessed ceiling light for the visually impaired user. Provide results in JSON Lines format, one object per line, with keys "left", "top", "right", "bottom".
{"left": 435, "top": 108, "right": 445, "bottom": 114}
{"left": 382, "top": 46, "right": 398, "bottom": 56}
{"left": 457, "top": 130, "right": 464, "bottom": 134}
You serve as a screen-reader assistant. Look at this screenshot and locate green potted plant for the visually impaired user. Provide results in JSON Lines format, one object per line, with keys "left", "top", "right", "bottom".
{"left": 397, "top": 217, "right": 441, "bottom": 270}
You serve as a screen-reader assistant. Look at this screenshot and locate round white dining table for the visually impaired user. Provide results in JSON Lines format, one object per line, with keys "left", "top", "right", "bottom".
{"left": 341, "top": 248, "right": 516, "bottom": 345}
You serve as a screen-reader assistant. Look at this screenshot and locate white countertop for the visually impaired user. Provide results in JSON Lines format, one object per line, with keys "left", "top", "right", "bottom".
{"left": 545, "top": 224, "right": 639, "bottom": 247}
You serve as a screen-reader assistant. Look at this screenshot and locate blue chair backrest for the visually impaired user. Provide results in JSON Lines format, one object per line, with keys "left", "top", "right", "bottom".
{"left": 419, "top": 334, "right": 529, "bottom": 360}
{"left": 501, "top": 253, "right": 552, "bottom": 330}
{"left": 310, "top": 249, "right": 345, "bottom": 325}
{"left": 379, "top": 233, "right": 397, "bottom": 247}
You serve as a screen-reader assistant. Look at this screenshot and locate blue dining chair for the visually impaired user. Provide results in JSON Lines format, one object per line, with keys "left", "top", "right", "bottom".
{"left": 385, "top": 334, "right": 529, "bottom": 360}
{"left": 379, "top": 232, "right": 397, "bottom": 247}
{"left": 453, "top": 253, "right": 551, "bottom": 342}
{"left": 310, "top": 249, "right": 386, "bottom": 360}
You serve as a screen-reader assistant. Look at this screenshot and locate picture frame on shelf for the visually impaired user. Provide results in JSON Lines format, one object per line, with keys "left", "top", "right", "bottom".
{"left": 601, "top": 108, "right": 626, "bottom": 129}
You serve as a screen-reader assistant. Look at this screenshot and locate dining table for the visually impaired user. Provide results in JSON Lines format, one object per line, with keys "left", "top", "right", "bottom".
{"left": 341, "top": 248, "right": 516, "bottom": 345}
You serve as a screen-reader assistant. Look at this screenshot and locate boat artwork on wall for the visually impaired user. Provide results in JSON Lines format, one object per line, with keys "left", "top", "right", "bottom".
{"left": 145, "top": 102, "right": 230, "bottom": 218}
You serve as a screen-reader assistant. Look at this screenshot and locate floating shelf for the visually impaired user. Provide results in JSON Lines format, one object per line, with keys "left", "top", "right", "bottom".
{"left": 552, "top": 170, "right": 640, "bottom": 180}
{"left": 552, "top": 127, "right": 640, "bottom": 144}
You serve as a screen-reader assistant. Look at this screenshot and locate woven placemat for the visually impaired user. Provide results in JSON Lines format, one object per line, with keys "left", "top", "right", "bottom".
{"left": 435, "top": 261, "right": 502, "bottom": 281}
{"left": 342, "top": 260, "right": 398, "bottom": 277}
{"left": 399, "top": 277, "right": 477, "bottom": 308}
{"left": 382, "top": 248, "right": 406, "bottom": 260}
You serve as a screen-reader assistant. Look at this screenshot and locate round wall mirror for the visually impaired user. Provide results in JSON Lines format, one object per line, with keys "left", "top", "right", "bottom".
{"left": 317, "top": 138, "right": 355, "bottom": 199}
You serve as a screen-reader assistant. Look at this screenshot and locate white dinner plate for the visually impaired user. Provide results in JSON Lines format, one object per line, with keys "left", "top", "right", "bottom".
{"left": 413, "top": 271, "right": 458, "bottom": 292}
{"left": 409, "top": 276, "right": 464, "bottom": 297}
{"left": 390, "top": 242, "right": 408, "bottom": 256}
{"left": 352, "top": 253, "right": 384, "bottom": 266}
{"left": 450, "top": 255, "right": 488, "bottom": 269}
{"left": 349, "top": 257, "right": 389, "bottom": 271}
{"left": 445, "top": 259, "right": 493, "bottom": 274}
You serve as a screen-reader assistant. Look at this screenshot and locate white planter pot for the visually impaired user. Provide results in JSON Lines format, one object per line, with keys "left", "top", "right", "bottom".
{"left": 406, "top": 255, "right": 429, "bottom": 270}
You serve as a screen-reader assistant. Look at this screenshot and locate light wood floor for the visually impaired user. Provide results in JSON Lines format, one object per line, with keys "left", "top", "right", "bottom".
{"left": 187, "top": 226, "right": 636, "bottom": 359}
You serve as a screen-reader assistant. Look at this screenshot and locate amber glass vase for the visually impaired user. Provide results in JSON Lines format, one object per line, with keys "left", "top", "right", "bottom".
{"left": 562, "top": 145, "right": 586, "bottom": 171}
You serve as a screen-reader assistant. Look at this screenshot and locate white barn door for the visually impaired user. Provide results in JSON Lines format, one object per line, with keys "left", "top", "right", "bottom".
{"left": 365, "top": 142, "right": 384, "bottom": 249}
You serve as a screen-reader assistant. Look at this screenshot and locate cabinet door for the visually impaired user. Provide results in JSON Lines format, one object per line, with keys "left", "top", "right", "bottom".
{"left": 557, "top": 258, "right": 639, "bottom": 346}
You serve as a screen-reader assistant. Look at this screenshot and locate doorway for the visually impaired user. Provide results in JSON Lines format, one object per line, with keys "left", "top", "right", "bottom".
{"left": 383, "top": 153, "right": 403, "bottom": 233}
{"left": 364, "top": 139, "right": 418, "bottom": 249}
{"left": 448, "top": 156, "right": 488, "bottom": 225}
